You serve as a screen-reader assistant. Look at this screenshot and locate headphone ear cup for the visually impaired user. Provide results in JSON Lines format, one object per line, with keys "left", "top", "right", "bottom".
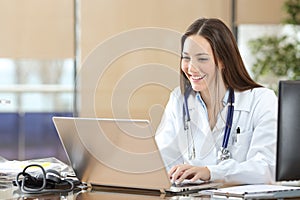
{"left": 45, "top": 169, "right": 62, "bottom": 183}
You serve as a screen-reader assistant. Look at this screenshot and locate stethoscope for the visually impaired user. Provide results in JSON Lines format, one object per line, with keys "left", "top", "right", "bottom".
{"left": 183, "top": 86, "right": 235, "bottom": 162}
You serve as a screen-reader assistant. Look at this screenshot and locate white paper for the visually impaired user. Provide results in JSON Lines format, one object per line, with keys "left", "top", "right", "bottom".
{"left": 216, "top": 184, "right": 300, "bottom": 195}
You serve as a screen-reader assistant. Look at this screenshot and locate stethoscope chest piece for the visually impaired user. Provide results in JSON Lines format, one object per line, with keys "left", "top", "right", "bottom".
{"left": 217, "top": 147, "right": 231, "bottom": 162}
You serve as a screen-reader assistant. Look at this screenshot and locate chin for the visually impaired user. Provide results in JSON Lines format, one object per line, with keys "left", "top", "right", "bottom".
{"left": 191, "top": 85, "right": 205, "bottom": 92}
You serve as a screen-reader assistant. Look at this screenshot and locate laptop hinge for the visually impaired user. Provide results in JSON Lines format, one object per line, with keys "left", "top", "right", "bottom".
{"left": 160, "top": 188, "right": 166, "bottom": 194}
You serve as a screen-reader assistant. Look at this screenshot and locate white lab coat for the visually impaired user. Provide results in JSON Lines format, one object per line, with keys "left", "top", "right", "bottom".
{"left": 155, "top": 86, "right": 277, "bottom": 184}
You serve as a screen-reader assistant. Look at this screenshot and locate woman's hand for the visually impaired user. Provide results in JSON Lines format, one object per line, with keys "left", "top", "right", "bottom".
{"left": 168, "top": 164, "right": 211, "bottom": 184}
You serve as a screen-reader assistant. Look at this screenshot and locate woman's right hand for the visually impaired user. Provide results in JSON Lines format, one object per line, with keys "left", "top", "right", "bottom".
{"left": 168, "top": 164, "right": 211, "bottom": 184}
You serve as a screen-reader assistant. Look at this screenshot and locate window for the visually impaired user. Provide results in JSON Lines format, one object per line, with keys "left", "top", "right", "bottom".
{"left": 0, "top": 59, "right": 74, "bottom": 162}
{"left": 237, "top": 24, "right": 298, "bottom": 89}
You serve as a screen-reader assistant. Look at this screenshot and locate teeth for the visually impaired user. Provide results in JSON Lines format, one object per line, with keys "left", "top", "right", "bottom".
{"left": 192, "top": 75, "right": 205, "bottom": 80}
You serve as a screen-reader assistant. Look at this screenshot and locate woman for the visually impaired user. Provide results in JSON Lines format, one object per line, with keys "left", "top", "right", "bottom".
{"left": 155, "top": 18, "right": 277, "bottom": 184}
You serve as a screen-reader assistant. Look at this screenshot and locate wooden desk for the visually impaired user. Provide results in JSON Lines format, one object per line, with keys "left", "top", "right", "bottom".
{"left": 0, "top": 157, "right": 299, "bottom": 200}
{"left": 0, "top": 184, "right": 209, "bottom": 200}
{"left": 2, "top": 184, "right": 300, "bottom": 200}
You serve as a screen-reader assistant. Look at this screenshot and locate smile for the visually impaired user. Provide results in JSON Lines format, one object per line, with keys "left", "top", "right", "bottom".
{"left": 190, "top": 75, "right": 206, "bottom": 81}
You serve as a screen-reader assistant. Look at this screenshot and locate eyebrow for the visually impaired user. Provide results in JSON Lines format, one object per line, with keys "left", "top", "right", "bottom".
{"left": 182, "top": 52, "right": 209, "bottom": 56}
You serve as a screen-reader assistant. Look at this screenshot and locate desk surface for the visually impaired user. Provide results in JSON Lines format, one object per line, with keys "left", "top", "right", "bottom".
{"left": 2, "top": 184, "right": 300, "bottom": 200}
{"left": 1, "top": 157, "right": 300, "bottom": 200}
{"left": 0, "top": 185, "right": 209, "bottom": 200}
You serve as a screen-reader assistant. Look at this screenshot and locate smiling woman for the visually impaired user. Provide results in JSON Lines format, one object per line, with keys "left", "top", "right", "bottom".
{"left": 181, "top": 35, "right": 219, "bottom": 95}
{"left": 155, "top": 17, "right": 278, "bottom": 185}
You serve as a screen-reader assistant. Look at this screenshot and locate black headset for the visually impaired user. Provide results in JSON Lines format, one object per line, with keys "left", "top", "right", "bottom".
{"left": 13, "top": 164, "right": 77, "bottom": 194}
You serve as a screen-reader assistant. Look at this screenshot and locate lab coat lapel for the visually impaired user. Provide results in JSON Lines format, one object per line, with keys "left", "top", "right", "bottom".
{"left": 211, "top": 90, "right": 252, "bottom": 150}
{"left": 213, "top": 105, "right": 228, "bottom": 147}
{"left": 189, "top": 94, "right": 217, "bottom": 159}
{"left": 195, "top": 90, "right": 253, "bottom": 160}
{"left": 199, "top": 128, "right": 216, "bottom": 159}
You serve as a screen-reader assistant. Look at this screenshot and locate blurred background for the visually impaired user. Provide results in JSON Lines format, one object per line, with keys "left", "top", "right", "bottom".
{"left": 0, "top": 0, "right": 298, "bottom": 164}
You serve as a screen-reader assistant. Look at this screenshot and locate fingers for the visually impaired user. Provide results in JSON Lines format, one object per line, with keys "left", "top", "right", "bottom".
{"left": 168, "top": 165, "right": 188, "bottom": 180}
{"left": 169, "top": 164, "right": 193, "bottom": 183}
{"left": 168, "top": 165, "right": 211, "bottom": 184}
{"left": 175, "top": 166, "right": 196, "bottom": 183}
{"left": 168, "top": 165, "right": 178, "bottom": 178}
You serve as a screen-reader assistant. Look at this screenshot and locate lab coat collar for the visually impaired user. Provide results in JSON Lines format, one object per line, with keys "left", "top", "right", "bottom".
{"left": 192, "top": 89, "right": 252, "bottom": 118}
{"left": 233, "top": 90, "right": 251, "bottom": 112}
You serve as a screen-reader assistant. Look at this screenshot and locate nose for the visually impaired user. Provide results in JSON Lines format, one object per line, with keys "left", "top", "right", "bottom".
{"left": 187, "top": 59, "right": 198, "bottom": 73}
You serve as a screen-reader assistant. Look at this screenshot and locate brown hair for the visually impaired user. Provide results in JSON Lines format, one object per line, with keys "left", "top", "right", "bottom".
{"left": 180, "top": 18, "right": 261, "bottom": 93}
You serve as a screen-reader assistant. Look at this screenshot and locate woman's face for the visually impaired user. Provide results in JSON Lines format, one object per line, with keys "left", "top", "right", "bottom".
{"left": 181, "top": 35, "right": 220, "bottom": 92}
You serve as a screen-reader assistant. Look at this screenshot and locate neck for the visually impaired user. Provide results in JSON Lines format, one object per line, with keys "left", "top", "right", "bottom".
{"left": 201, "top": 84, "right": 227, "bottom": 130}
{"left": 201, "top": 84, "right": 227, "bottom": 109}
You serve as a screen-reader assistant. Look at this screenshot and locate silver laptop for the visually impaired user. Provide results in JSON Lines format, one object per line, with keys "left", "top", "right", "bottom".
{"left": 52, "top": 117, "right": 220, "bottom": 194}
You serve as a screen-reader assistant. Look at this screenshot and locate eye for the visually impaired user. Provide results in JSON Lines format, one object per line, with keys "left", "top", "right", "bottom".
{"left": 197, "top": 57, "right": 209, "bottom": 62}
{"left": 181, "top": 56, "right": 190, "bottom": 61}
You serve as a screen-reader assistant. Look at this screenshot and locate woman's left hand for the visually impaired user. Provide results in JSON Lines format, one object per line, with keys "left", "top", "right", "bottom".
{"left": 168, "top": 164, "right": 211, "bottom": 184}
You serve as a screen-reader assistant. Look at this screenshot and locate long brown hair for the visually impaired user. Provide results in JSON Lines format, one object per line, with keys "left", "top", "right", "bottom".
{"left": 180, "top": 18, "right": 261, "bottom": 94}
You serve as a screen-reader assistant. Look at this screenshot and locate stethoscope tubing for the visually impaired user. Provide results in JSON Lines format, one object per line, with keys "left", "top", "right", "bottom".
{"left": 183, "top": 87, "right": 235, "bottom": 158}
{"left": 183, "top": 85, "right": 193, "bottom": 122}
{"left": 222, "top": 89, "right": 235, "bottom": 149}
